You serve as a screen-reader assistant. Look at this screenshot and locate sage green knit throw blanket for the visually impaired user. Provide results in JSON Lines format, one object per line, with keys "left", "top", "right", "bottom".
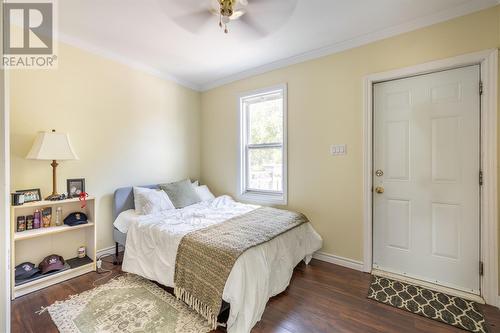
{"left": 174, "top": 207, "right": 308, "bottom": 329}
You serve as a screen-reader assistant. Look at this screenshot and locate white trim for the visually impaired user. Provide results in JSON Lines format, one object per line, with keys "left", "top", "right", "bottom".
{"left": 0, "top": 0, "right": 11, "bottom": 329}
{"left": 200, "top": 0, "right": 499, "bottom": 91}
{"left": 313, "top": 251, "right": 364, "bottom": 272}
{"left": 363, "top": 49, "right": 499, "bottom": 306}
{"left": 56, "top": 32, "right": 201, "bottom": 92}
{"left": 479, "top": 49, "right": 499, "bottom": 307}
{"left": 96, "top": 245, "right": 124, "bottom": 259}
{"left": 373, "top": 269, "right": 485, "bottom": 304}
{"left": 238, "top": 84, "right": 288, "bottom": 205}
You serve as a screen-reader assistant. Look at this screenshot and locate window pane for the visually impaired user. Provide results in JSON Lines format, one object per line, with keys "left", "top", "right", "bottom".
{"left": 247, "top": 96, "right": 283, "bottom": 144}
{"left": 248, "top": 148, "right": 283, "bottom": 192}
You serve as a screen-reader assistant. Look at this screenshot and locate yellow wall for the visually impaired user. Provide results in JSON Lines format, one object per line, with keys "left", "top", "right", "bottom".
{"left": 10, "top": 42, "right": 201, "bottom": 250}
{"left": 8, "top": 5, "right": 500, "bottom": 288}
{"left": 200, "top": 7, "right": 500, "bottom": 263}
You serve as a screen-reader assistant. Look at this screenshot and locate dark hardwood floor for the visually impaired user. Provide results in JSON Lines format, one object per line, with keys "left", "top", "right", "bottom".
{"left": 11, "top": 253, "right": 500, "bottom": 333}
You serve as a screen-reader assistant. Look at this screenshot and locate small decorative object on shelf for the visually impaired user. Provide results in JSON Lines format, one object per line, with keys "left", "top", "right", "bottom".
{"left": 47, "top": 193, "right": 66, "bottom": 201}
{"left": 77, "top": 246, "right": 86, "bottom": 258}
{"left": 55, "top": 207, "right": 63, "bottom": 226}
{"left": 28, "top": 215, "right": 37, "bottom": 229}
{"left": 16, "top": 189, "right": 41, "bottom": 203}
{"left": 26, "top": 216, "right": 33, "bottom": 230}
{"left": 42, "top": 207, "right": 52, "bottom": 227}
{"left": 67, "top": 178, "right": 85, "bottom": 198}
{"left": 11, "top": 192, "right": 25, "bottom": 206}
{"left": 34, "top": 210, "right": 42, "bottom": 228}
{"left": 16, "top": 216, "right": 26, "bottom": 232}
{"left": 79, "top": 191, "right": 89, "bottom": 208}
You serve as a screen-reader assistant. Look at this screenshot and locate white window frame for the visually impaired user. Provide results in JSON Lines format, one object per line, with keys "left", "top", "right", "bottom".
{"left": 238, "top": 84, "right": 288, "bottom": 205}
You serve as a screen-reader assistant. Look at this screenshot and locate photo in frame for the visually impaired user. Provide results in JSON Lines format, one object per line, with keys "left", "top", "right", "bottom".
{"left": 67, "top": 178, "right": 85, "bottom": 198}
{"left": 16, "top": 189, "right": 42, "bottom": 203}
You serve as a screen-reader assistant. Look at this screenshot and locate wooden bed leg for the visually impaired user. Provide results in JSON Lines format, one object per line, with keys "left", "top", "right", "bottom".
{"left": 113, "top": 242, "right": 122, "bottom": 265}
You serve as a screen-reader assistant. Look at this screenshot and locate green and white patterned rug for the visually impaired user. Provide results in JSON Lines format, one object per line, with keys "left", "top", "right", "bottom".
{"left": 43, "top": 274, "right": 212, "bottom": 333}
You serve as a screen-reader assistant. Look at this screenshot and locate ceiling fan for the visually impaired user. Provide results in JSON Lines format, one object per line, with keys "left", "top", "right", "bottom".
{"left": 170, "top": 0, "right": 297, "bottom": 36}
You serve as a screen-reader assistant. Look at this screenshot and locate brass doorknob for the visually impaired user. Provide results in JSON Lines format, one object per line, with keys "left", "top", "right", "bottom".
{"left": 375, "top": 186, "right": 384, "bottom": 194}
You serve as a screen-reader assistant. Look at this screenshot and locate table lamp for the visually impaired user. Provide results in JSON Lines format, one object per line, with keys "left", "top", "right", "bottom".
{"left": 26, "top": 129, "right": 78, "bottom": 200}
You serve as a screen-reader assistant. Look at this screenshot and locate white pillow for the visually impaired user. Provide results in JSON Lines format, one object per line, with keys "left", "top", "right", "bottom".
{"left": 195, "top": 185, "right": 215, "bottom": 202}
{"left": 113, "top": 209, "right": 140, "bottom": 233}
{"left": 133, "top": 187, "right": 175, "bottom": 215}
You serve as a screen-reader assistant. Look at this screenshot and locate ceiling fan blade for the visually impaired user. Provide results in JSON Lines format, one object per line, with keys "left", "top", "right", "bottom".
{"left": 236, "top": 0, "right": 297, "bottom": 36}
{"left": 168, "top": 0, "right": 210, "bottom": 12}
{"left": 238, "top": 13, "right": 268, "bottom": 37}
{"left": 246, "top": 0, "right": 297, "bottom": 14}
{"left": 172, "top": 10, "right": 214, "bottom": 33}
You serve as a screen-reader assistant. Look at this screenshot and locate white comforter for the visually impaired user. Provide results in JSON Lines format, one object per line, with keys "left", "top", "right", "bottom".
{"left": 120, "top": 195, "right": 322, "bottom": 333}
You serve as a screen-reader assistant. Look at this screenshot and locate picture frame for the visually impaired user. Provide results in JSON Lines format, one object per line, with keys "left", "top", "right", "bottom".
{"left": 16, "top": 189, "right": 42, "bottom": 203}
{"left": 67, "top": 178, "right": 85, "bottom": 198}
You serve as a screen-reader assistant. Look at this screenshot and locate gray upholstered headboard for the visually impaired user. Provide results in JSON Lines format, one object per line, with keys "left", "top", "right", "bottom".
{"left": 113, "top": 184, "right": 158, "bottom": 220}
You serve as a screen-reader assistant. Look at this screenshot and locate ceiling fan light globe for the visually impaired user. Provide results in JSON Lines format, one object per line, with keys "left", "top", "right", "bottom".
{"left": 222, "top": 16, "right": 230, "bottom": 24}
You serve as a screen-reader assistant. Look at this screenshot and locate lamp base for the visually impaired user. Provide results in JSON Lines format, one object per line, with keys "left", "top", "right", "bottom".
{"left": 45, "top": 193, "right": 64, "bottom": 201}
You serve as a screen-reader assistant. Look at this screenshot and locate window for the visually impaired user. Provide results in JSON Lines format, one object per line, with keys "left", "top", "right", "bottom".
{"left": 239, "top": 84, "right": 287, "bottom": 204}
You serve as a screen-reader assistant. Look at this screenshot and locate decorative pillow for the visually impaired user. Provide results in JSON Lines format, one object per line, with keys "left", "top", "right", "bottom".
{"left": 159, "top": 179, "right": 201, "bottom": 208}
{"left": 195, "top": 185, "right": 215, "bottom": 202}
{"left": 133, "top": 187, "right": 175, "bottom": 215}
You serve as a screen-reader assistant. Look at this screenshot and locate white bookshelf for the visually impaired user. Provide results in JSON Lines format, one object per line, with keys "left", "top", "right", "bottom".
{"left": 10, "top": 197, "right": 96, "bottom": 299}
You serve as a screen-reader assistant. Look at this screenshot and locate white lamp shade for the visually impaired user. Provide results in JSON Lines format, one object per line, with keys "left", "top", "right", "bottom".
{"left": 26, "top": 131, "right": 79, "bottom": 160}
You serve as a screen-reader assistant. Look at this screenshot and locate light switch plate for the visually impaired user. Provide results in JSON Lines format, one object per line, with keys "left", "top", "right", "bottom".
{"left": 331, "top": 144, "right": 347, "bottom": 156}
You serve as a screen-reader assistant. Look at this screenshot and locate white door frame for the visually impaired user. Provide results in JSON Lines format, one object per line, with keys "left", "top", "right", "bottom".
{"left": 363, "top": 49, "right": 499, "bottom": 306}
{"left": 0, "top": 3, "right": 11, "bottom": 330}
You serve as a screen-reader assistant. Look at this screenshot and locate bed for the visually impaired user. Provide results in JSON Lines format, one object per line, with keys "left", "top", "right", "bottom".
{"left": 112, "top": 184, "right": 323, "bottom": 333}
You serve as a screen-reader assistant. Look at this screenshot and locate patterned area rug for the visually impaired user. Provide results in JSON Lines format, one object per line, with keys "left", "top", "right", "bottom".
{"left": 367, "top": 275, "right": 488, "bottom": 333}
{"left": 43, "top": 274, "right": 212, "bottom": 333}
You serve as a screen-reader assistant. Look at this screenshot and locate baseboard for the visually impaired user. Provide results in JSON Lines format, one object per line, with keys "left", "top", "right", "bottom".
{"left": 313, "top": 251, "right": 364, "bottom": 271}
{"left": 96, "top": 245, "right": 124, "bottom": 259}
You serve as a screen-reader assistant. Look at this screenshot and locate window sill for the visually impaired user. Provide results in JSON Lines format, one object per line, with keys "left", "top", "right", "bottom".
{"left": 238, "top": 191, "right": 287, "bottom": 206}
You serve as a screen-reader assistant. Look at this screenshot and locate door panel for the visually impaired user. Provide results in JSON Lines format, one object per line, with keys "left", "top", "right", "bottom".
{"left": 373, "top": 65, "right": 480, "bottom": 294}
{"left": 386, "top": 199, "right": 411, "bottom": 251}
{"left": 385, "top": 121, "right": 410, "bottom": 181}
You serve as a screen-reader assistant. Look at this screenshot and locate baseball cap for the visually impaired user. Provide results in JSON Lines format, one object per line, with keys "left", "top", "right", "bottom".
{"left": 15, "top": 262, "right": 40, "bottom": 280}
{"left": 64, "top": 212, "right": 88, "bottom": 227}
{"left": 38, "top": 254, "right": 65, "bottom": 274}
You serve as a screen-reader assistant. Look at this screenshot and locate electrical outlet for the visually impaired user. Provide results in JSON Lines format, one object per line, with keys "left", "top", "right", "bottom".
{"left": 97, "top": 259, "right": 102, "bottom": 270}
{"left": 331, "top": 144, "right": 347, "bottom": 156}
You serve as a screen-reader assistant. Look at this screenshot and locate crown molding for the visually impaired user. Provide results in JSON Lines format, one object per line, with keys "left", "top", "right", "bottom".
{"left": 56, "top": 32, "right": 202, "bottom": 92}
{"left": 199, "top": 0, "right": 499, "bottom": 91}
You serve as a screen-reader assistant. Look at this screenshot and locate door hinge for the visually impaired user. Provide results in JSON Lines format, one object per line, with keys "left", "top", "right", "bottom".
{"left": 479, "top": 170, "right": 484, "bottom": 186}
{"left": 480, "top": 261, "right": 484, "bottom": 276}
{"left": 479, "top": 81, "right": 483, "bottom": 95}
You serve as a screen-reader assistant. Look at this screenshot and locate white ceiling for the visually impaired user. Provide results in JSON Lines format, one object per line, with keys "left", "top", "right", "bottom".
{"left": 58, "top": 0, "right": 499, "bottom": 91}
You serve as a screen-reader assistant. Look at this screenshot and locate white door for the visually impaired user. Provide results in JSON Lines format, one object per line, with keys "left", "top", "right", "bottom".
{"left": 373, "top": 65, "right": 481, "bottom": 294}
